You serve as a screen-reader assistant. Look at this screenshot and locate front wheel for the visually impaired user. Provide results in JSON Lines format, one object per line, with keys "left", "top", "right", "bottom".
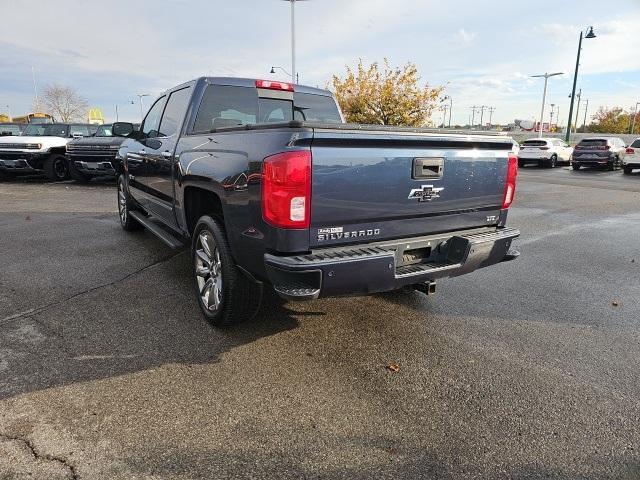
{"left": 117, "top": 175, "right": 143, "bottom": 231}
{"left": 572, "top": 164, "right": 581, "bottom": 171}
{"left": 624, "top": 166, "right": 633, "bottom": 175}
{"left": 548, "top": 155, "right": 557, "bottom": 168}
{"left": 43, "top": 154, "right": 69, "bottom": 181}
{"left": 192, "top": 215, "right": 262, "bottom": 327}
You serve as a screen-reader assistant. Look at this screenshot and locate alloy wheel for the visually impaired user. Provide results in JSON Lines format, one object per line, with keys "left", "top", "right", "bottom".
{"left": 195, "top": 230, "right": 223, "bottom": 312}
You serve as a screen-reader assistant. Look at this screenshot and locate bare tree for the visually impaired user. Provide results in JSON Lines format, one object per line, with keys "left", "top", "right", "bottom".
{"left": 40, "top": 84, "right": 88, "bottom": 122}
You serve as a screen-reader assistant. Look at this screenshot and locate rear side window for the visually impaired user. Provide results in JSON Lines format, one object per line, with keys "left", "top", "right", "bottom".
{"left": 523, "top": 140, "right": 546, "bottom": 147}
{"left": 158, "top": 87, "right": 192, "bottom": 137}
{"left": 578, "top": 139, "right": 607, "bottom": 148}
{"left": 193, "top": 86, "right": 258, "bottom": 133}
{"left": 192, "top": 85, "right": 342, "bottom": 134}
{"left": 631, "top": 139, "right": 640, "bottom": 148}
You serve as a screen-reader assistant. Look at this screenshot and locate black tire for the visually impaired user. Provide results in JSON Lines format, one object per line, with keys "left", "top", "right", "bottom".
{"left": 572, "top": 164, "right": 581, "bottom": 171}
{"left": 517, "top": 159, "right": 524, "bottom": 168}
{"left": 624, "top": 166, "right": 633, "bottom": 175}
{"left": 69, "top": 161, "right": 91, "bottom": 183}
{"left": 43, "top": 154, "right": 69, "bottom": 181}
{"left": 607, "top": 160, "right": 615, "bottom": 171}
{"left": 0, "top": 170, "right": 15, "bottom": 181}
{"left": 192, "top": 215, "right": 262, "bottom": 327}
{"left": 117, "top": 175, "right": 143, "bottom": 231}
{"left": 548, "top": 154, "right": 557, "bottom": 168}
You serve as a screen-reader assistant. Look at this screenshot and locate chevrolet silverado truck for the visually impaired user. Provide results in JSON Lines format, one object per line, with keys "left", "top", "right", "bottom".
{"left": 67, "top": 123, "right": 139, "bottom": 182}
{"left": 115, "top": 77, "right": 520, "bottom": 326}
{"left": 0, "top": 123, "right": 97, "bottom": 181}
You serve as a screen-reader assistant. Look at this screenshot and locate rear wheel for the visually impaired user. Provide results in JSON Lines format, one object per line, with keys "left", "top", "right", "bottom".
{"left": 43, "top": 154, "right": 69, "bottom": 181}
{"left": 572, "top": 164, "right": 581, "bottom": 171}
{"left": 548, "top": 154, "right": 557, "bottom": 168}
{"left": 0, "top": 170, "right": 15, "bottom": 181}
{"left": 517, "top": 159, "right": 524, "bottom": 168}
{"left": 192, "top": 215, "right": 262, "bottom": 327}
{"left": 117, "top": 175, "right": 143, "bottom": 231}
{"left": 624, "top": 166, "right": 633, "bottom": 175}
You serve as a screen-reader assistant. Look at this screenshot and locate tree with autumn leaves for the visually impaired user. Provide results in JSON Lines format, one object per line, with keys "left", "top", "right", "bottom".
{"left": 587, "top": 106, "right": 640, "bottom": 134}
{"left": 331, "top": 59, "right": 444, "bottom": 127}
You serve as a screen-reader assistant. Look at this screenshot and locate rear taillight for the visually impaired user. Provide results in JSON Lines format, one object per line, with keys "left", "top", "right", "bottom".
{"left": 256, "top": 79, "right": 294, "bottom": 91}
{"left": 502, "top": 154, "right": 518, "bottom": 209}
{"left": 262, "top": 150, "right": 311, "bottom": 229}
{"left": 626, "top": 147, "right": 635, "bottom": 154}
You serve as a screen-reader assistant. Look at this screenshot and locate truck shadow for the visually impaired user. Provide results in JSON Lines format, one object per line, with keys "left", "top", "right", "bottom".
{"left": 0, "top": 253, "right": 300, "bottom": 401}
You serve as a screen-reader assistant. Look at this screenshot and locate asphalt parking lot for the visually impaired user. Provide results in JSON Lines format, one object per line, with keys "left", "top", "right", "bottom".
{"left": 1, "top": 167, "right": 639, "bottom": 479}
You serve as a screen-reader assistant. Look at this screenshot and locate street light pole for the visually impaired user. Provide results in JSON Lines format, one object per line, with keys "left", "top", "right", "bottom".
{"left": 136, "top": 93, "right": 150, "bottom": 120}
{"left": 282, "top": 0, "right": 307, "bottom": 84}
{"left": 532, "top": 72, "right": 563, "bottom": 138}
{"left": 488, "top": 106, "right": 495, "bottom": 129}
{"left": 566, "top": 26, "right": 596, "bottom": 142}
{"left": 549, "top": 103, "right": 555, "bottom": 130}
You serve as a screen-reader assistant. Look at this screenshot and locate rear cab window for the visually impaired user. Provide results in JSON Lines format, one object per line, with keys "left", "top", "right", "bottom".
{"left": 577, "top": 139, "right": 607, "bottom": 148}
{"left": 522, "top": 140, "right": 547, "bottom": 147}
{"left": 630, "top": 139, "right": 640, "bottom": 148}
{"left": 191, "top": 85, "right": 342, "bottom": 134}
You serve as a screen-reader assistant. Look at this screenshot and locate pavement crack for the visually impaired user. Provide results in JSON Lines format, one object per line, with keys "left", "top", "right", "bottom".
{"left": 0, "top": 250, "right": 185, "bottom": 326}
{"left": 0, "top": 433, "right": 79, "bottom": 479}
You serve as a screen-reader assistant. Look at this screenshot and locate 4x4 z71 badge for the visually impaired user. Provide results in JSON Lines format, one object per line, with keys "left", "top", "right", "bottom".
{"left": 408, "top": 185, "right": 444, "bottom": 202}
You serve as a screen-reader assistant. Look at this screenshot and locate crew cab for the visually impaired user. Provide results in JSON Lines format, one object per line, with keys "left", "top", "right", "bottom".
{"left": 622, "top": 138, "right": 640, "bottom": 175}
{"left": 67, "top": 123, "right": 139, "bottom": 182}
{"left": 0, "top": 123, "right": 97, "bottom": 180}
{"left": 571, "top": 137, "right": 627, "bottom": 171}
{"left": 517, "top": 137, "right": 573, "bottom": 168}
{"left": 115, "top": 77, "right": 520, "bottom": 326}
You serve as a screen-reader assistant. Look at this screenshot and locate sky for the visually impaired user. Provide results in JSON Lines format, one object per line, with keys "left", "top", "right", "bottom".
{"left": 0, "top": 0, "right": 638, "bottom": 126}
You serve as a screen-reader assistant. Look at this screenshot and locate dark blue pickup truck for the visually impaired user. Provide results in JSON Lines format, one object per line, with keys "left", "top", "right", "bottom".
{"left": 114, "top": 77, "right": 519, "bottom": 326}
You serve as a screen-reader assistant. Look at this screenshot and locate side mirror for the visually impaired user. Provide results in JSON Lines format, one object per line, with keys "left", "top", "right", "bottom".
{"left": 112, "top": 122, "right": 135, "bottom": 137}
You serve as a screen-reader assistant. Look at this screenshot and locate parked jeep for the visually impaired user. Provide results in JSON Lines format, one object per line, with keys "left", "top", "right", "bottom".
{"left": 67, "top": 123, "right": 139, "bottom": 182}
{"left": 0, "top": 123, "right": 97, "bottom": 180}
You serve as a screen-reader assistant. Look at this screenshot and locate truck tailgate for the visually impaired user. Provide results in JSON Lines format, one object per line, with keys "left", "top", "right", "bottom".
{"left": 309, "top": 128, "right": 512, "bottom": 247}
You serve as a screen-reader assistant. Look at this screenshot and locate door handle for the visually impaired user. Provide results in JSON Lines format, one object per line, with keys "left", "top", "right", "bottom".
{"left": 161, "top": 151, "right": 172, "bottom": 159}
{"left": 413, "top": 157, "right": 444, "bottom": 179}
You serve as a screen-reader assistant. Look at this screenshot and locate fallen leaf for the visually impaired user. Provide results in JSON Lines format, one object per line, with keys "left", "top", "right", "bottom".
{"left": 387, "top": 363, "right": 400, "bottom": 373}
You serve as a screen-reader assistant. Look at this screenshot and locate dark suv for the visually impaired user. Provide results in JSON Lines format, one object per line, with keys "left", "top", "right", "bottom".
{"left": 67, "top": 123, "right": 139, "bottom": 182}
{"left": 571, "top": 137, "right": 627, "bottom": 171}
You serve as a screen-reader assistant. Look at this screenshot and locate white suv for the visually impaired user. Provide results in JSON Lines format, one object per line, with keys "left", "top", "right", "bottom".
{"left": 518, "top": 137, "right": 573, "bottom": 168}
{"left": 623, "top": 138, "right": 640, "bottom": 175}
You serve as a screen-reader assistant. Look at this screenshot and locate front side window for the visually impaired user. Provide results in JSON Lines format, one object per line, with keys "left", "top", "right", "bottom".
{"left": 158, "top": 87, "right": 192, "bottom": 137}
{"left": 94, "top": 125, "right": 113, "bottom": 137}
{"left": 69, "top": 125, "right": 90, "bottom": 137}
{"left": 142, "top": 96, "right": 167, "bottom": 138}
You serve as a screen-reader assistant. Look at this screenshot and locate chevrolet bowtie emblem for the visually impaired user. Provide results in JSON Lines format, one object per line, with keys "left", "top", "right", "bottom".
{"left": 408, "top": 185, "right": 444, "bottom": 202}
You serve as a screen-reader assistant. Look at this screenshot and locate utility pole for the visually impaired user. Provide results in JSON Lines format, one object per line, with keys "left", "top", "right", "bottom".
{"left": 630, "top": 102, "right": 640, "bottom": 134}
{"left": 581, "top": 99, "right": 589, "bottom": 132}
{"left": 31, "top": 66, "right": 39, "bottom": 111}
{"left": 470, "top": 106, "right": 478, "bottom": 127}
{"left": 550, "top": 103, "right": 555, "bottom": 130}
{"left": 488, "top": 106, "right": 496, "bottom": 129}
{"left": 479, "top": 105, "right": 487, "bottom": 129}
{"left": 136, "top": 94, "right": 150, "bottom": 120}
{"left": 573, "top": 89, "right": 582, "bottom": 134}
